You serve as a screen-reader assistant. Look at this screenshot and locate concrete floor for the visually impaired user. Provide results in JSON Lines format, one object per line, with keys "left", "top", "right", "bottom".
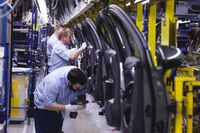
{"left": 7, "top": 95, "right": 121, "bottom": 133}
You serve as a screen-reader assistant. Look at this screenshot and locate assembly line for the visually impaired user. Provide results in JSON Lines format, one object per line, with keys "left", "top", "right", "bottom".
{"left": 0, "top": 0, "right": 200, "bottom": 133}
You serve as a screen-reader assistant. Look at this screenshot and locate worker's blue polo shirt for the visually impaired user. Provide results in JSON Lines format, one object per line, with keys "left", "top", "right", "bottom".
{"left": 47, "top": 33, "right": 59, "bottom": 66}
{"left": 34, "top": 66, "right": 83, "bottom": 117}
{"left": 49, "top": 41, "right": 71, "bottom": 72}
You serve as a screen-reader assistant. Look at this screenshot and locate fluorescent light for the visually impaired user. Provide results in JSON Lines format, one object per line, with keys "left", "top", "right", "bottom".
{"left": 37, "top": 0, "right": 48, "bottom": 23}
{"left": 134, "top": 0, "right": 150, "bottom": 4}
{"left": 135, "top": 0, "right": 143, "bottom": 3}
{"left": 142, "top": 0, "right": 150, "bottom": 4}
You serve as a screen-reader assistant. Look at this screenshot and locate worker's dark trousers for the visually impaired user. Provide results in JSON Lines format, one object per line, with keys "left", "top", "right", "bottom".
{"left": 35, "top": 109, "right": 63, "bottom": 133}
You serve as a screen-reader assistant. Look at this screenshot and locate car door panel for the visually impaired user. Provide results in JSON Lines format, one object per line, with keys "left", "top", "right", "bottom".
{"left": 96, "top": 4, "right": 170, "bottom": 133}
{"left": 81, "top": 18, "right": 105, "bottom": 102}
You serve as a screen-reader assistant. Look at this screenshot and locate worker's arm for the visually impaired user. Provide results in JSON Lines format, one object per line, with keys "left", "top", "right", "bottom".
{"left": 45, "top": 103, "right": 85, "bottom": 112}
{"left": 69, "top": 47, "right": 84, "bottom": 60}
{"left": 55, "top": 42, "right": 86, "bottom": 61}
{"left": 55, "top": 47, "right": 82, "bottom": 61}
{"left": 45, "top": 103, "right": 65, "bottom": 111}
{"left": 69, "top": 42, "right": 87, "bottom": 60}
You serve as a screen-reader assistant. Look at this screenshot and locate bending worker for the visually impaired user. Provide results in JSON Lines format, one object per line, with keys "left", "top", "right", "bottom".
{"left": 47, "top": 24, "right": 64, "bottom": 68}
{"left": 49, "top": 28, "right": 87, "bottom": 72}
{"left": 34, "top": 66, "right": 87, "bottom": 133}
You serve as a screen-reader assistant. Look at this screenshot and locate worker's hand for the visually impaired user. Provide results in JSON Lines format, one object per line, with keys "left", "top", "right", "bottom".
{"left": 70, "top": 48, "right": 77, "bottom": 52}
{"left": 65, "top": 104, "right": 85, "bottom": 112}
{"left": 81, "top": 42, "right": 87, "bottom": 50}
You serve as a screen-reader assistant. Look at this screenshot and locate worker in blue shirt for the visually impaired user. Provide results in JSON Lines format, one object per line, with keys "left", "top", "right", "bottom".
{"left": 49, "top": 28, "right": 87, "bottom": 72}
{"left": 47, "top": 24, "right": 64, "bottom": 69}
{"left": 34, "top": 66, "right": 87, "bottom": 133}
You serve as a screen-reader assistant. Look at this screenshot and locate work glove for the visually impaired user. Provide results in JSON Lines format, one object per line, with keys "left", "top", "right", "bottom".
{"left": 65, "top": 104, "right": 85, "bottom": 112}
{"left": 81, "top": 42, "right": 87, "bottom": 50}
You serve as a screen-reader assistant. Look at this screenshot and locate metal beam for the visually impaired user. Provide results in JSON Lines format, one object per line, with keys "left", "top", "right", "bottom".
{"left": 161, "top": 0, "right": 177, "bottom": 46}
{"left": 136, "top": 3, "right": 143, "bottom": 32}
{"left": 148, "top": 1, "right": 157, "bottom": 66}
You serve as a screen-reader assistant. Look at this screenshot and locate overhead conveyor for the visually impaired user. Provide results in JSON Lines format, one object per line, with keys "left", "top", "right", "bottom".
{"left": 55, "top": 1, "right": 65, "bottom": 22}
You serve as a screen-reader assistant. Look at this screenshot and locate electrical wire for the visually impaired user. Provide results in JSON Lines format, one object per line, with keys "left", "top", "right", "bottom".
{"left": 0, "top": 0, "right": 9, "bottom": 7}
{"left": 34, "top": 0, "right": 41, "bottom": 13}
{"left": 186, "top": 1, "right": 200, "bottom": 13}
{"left": 0, "top": 0, "right": 19, "bottom": 18}
{"left": 51, "top": 0, "right": 58, "bottom": 10}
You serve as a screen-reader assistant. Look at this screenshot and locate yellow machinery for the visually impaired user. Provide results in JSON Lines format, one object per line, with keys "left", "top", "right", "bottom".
{"left": 161, "top": 0, "right": 177, "bottom": 47}
{"left": 148, "top": 1, "right": 157, "bottom": 66}
{"left": 136, "top": 3, "right": 143, "bottom": 32}
{"left": 158, "top": 0, "right": 200, "bottom": 132}
{"left": 174, "top": 68, "right": 196, "bottom": 133}
{"left": 165, "top": 67, "right": 200, "bottom": 133}
{"left": 11, "top": 71, "right": 30, "bottom": 121}
{"left": 63, "top": 0, "right": 200, "bottom": 132}
{"left": 144, "top": 0, "right": 200, "bottom": 132}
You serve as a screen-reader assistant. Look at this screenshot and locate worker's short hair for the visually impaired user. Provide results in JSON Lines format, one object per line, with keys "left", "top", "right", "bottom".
{"left": 58, "top": 28, "right": 73, "bottom": 40}
{"left": 67, "top": 68, "right": 87, "bottom": 85}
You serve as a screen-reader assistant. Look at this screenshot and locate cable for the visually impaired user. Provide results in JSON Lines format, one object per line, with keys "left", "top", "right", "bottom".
{"left": 0, "top": 0, "right": 19, "bottom": 18}
{"left": 35, "top": 0, "right": 41, "bottom": 13}
{"left": 0, "top": 0, "right": 9, "bottom": 7}
{"left": 186, "top": 1, "right": 200, "bottom": 13}
{"left": 51, "top": 0, "right": 58, "bottom": 10}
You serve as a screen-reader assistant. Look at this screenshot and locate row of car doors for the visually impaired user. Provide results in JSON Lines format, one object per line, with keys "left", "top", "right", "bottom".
{"left": 73, "top": 4, "right": 170, "bottom": 133}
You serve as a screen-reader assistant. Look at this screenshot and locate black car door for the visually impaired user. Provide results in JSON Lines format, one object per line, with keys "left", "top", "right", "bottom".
{"left": 81, "top": 19, "right": 99, "bottom": 93}
{"left": 73, "top": 23, "right": 86, "bottom": 69}
{"left": 96, "top": 4, "right": 170, "bottom": 133}
{"left": 82, "top": 18, "right": 104, "bottom": 103}
{"left": 96, "top": 10, "right": 122, "bottom": 128}
{"left": 74, "top": 23, "right": 85, "bottom": 47}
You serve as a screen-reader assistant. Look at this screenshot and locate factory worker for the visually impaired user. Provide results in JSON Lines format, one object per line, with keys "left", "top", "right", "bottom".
{"left": 34, "top": 66, "right": 87, "bottom": 133}
{"left": 47, "top": 24, "right": 64, "bottom": 70}
{"left": 49, "top": 28, "right": 87, "bottom": 72}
